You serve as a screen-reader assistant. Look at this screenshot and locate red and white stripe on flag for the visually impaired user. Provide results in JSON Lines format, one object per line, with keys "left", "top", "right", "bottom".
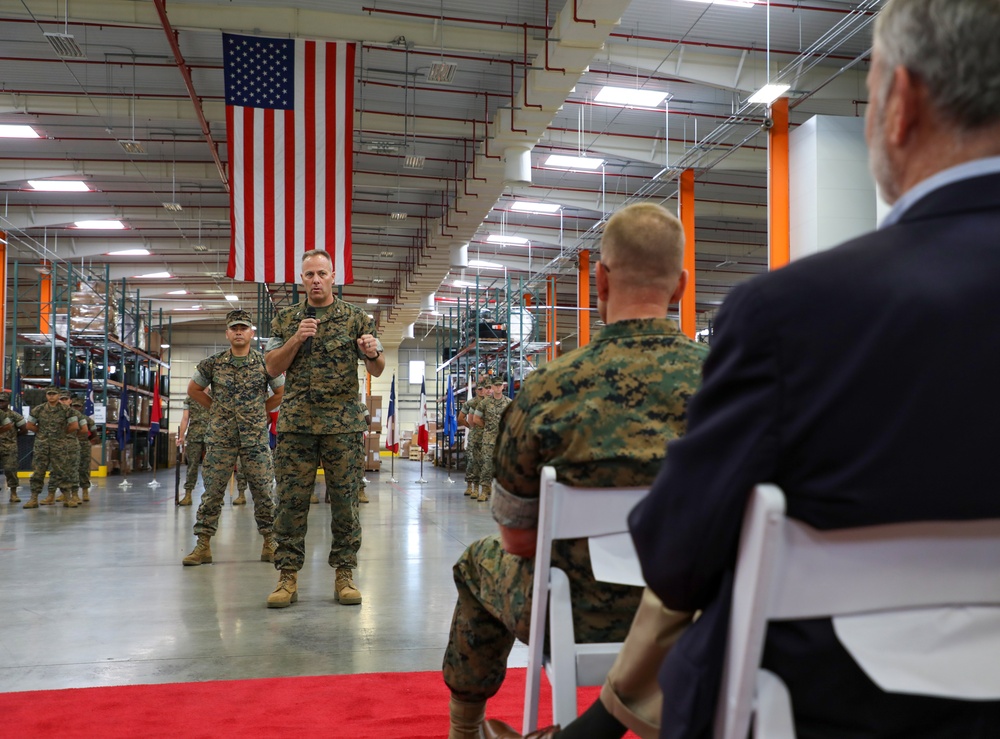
{"left": 223, "top": 33, "right": 355, "bottom": 285}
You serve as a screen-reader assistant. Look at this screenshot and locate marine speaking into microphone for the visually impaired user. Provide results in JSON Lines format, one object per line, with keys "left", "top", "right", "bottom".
{"left": 262, "top": 248, "right": 388, "bottom": 611}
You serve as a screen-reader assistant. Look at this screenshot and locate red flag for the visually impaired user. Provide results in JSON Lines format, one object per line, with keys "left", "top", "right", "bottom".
{"left": 223, "top": 33, "right": 355, "bottom": 285}
{"left": 417, "top": 379, "right": 429, "bottom": 453}
{"left": 149, "top": 371, "right": 161, "bottom": 444}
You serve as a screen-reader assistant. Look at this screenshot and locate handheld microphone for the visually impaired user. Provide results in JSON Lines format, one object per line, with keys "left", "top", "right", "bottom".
{"left": 302, "top": 306, "right": 316, "bottom": 354}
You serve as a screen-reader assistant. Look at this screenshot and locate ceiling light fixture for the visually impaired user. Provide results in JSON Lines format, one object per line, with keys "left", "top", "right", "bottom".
{"left": 162, "top": 201, "right": 183, "bottom": 212}
{"left": 225, "top": 294, "right": 238, "bottom": 301}
{"left": 117, "top": 139, "right": 146, "bottom": 155}
{"left": 0, "top": 124, "right": 40, "bottom": 138}
{"left": 379, "top": 250, "right": 394, "bottom": 258}
{"left": 192, "top": 244, "right": 209, "bottom": 252}
{"left": 594, "top": 86, "right": 669, "bottom": 107}
{"left": 543, "top": 154, "right": 604, "bottom": 170}
{"left": 486, "top": 234, "right": 529, "bottom": 245}
{"left": 106, "top": 248, "right": 150, "bottom": 256}
{"left": 371, "top": 277, "right": 386, "bottom": 284}
{"left": 137, "top": 271, "right": 171, "bottom": 279}
{"left": 44, "top": 31, "right": 85, "bottom": 59}
{"left": 174, "top": 305, "right": 203, "bottom": 311}
{"left": 167, "top": 289, "right": 188, "bottom": 295}
{"left": 748, "top": 83, "right": 790, "bottom": 105}
{"left": 685, "top": 0, "right": 760, "bottom": 7}
{"left": 366, "top": 298, "right": 379, "bottom": 304}
{"left": 74, "top": 220, "right": 125, "bottom": 230}
{"left": 390, "top": 212, "right": 407, "bottom": 220}
{"left": 403, "top": 155, "right": 426, "bottom": 169}
{"left": 426, "top": 61, "right": 458, "bottom": 83}
{"left": 469, "top": 259, "right": 505, "bottom": 269}
{"left": 28, "top": 180, "right": 89, "bottom": 192}
{"left": 510, "top": 201, "right": 561, "bottom": 214}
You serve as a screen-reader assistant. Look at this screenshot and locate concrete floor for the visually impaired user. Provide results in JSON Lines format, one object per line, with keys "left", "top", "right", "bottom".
{"left": 0, "top": 460, "right": 524, "bottom": 693}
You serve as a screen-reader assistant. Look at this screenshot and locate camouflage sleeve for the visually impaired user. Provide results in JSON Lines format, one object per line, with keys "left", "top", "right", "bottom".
{"left": 353, "top": 309, "right": 382, "bottom": 358}
{"left": 490, "top": 389, "right": 545, "bottom": 529}
{"left": 191, "top": 355, "right": 214, "bottom": 388}
{"left": 269, "top": 373, "right": 285, "bottom": 391}
{"left": 266, "top": 312, "right": 287, "bottom": 352}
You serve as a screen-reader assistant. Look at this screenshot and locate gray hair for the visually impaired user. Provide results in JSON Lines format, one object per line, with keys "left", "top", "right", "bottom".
{"left": 874, "top": 0, "right": 1000, "bottom": 130}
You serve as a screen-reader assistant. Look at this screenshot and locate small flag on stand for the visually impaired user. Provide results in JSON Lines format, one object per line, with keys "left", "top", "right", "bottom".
{"left": 117, "top": 376, "right": 131, "bottom": 447}
{"left": 417, "top": 379, "right": 429, "bottom": 454}
{"left": 85, "top": 368, "right": 95, "bottom": 416}
{"left": 444, "top": 377, "right": 457, "bottom": 447}
{"left": 149, "top": 371, "right": 161, "bottom": 444}
{"left": 385, "top": 374, "right": 399, "bottom": 453}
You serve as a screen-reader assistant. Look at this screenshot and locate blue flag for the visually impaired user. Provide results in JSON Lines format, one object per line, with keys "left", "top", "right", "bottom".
{"left": 116, "top": 376, "right": 131, "bottom": 448}
{"left": 444, "top": 376, "right": 457, "bottom": 447}
{"left": 13, "top": 363, "right": 22, "bottom": 411}
{"left": 385, "top": 374, "right": 398, "bottom": 453}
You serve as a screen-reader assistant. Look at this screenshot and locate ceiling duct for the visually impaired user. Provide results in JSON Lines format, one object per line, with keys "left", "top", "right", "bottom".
{"left": 44, "top": 32, "right": 85, "bottom": 59}
{"left": 504, "top": 146, "right": 532, "bottom": 186}
{"left": 450, "top": 244, "right": 469, "bottom": 269}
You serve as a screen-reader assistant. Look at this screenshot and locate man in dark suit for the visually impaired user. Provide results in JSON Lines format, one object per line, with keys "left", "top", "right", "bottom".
{"left": 629, "top": 0, "right": 1000, "bottom": 737}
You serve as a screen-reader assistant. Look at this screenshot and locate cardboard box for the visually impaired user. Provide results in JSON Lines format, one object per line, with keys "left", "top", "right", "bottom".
{"left": 365, "top": 447, "right": 381, "bottom": 471}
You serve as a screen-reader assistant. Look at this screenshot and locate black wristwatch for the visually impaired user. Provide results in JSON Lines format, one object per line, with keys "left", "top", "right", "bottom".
{"left": 365, "top": 348, "right": 383, "bottom": 361}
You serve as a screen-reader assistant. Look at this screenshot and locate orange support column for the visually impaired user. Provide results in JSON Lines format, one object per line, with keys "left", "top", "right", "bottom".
{"left": 577, "top": 249, "right": 590, "bottom": 347}
{"left": 39, "top": 260, "right": 52, "bottom": 335}
{"left": 678, "top": 169, "right": 696, "bottom": 339}
{"left": 769, "top": 97, "right": 790, "bottom": 269}
{"left": 546, "top": 276, "right": 558, "bottom": 361}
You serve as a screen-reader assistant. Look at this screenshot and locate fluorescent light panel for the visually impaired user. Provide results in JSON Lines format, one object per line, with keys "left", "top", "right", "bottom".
{"left": 162, "top": 202, "right": 183, "bottom": 212}
{"left": 685, "top": 0, "right": 759, "bottom": 7}
{"left": 29, "top": 180, "right": 89, "bottom": 192}
{"left": 366, "top": 298, "right": 379, "bottom": 304}
{"left": 44, "top": 31, "right": 85, "bottom": 58}
{"left": 167, "top": 289, "right": 188, "bottom": 295}
{"left": 225, "top": 294, "right": 239, "bottom": 301}
{"left": 390, "top": 212, "right": 407, "bottom": 220}
{"left": 510, "top": 201, "right": 561, "bottom": 214}
{"left": 469, "top": 259, "right": 504, "bottom": 269}
{"left": 137, "top": 271, "right": 171, "bottom": 279}
{"left": 748, "top": 83, "right": 790, "bottom": 105}
{"left": 427, "top": 61, "right": 458, "bottom": 83}
{"left": 0, "top": 124, "right": 40, "bottom": 138}
{"left": 543, "top": 154, "right": 604, "bottom": 170}
{"left": 117, "top": 139, "right": 146, "bottom": 155}
{"left": 74, "top": 220, "right": 125, "bottom": 230}
{"left": 595, "top": 86, "right": 668, "bottom": 107}
{"left": 486, "top": 234, "right": 529, "bottom": 245}
{"left": 106, "top": 248, "right": 150, "bottom": 256}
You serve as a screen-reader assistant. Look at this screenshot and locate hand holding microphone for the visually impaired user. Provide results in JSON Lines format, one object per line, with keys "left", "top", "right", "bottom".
{"left": 301, "top": 306, "right": 317, "bottom": 354}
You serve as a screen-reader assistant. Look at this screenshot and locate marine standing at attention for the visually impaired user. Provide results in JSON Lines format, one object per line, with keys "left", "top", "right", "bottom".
{"left": 264, "top": 248, "right": 386, "bottom": 609}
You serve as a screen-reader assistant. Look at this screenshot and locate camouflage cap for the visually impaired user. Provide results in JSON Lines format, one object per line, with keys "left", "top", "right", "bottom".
{"left": 71, "top": 396, "right": 85, "bottom": 408}
{"left": 58, "top": 389, "right": 71, "bottom": 399}
{"left": 0, "top": 390, "right": 10, "bottom": 400}
{"left": 45, "top": 387, "right": 60, "bottom": 395}
{"left": 226, "top": 309, "right": 254, "bottom": 328}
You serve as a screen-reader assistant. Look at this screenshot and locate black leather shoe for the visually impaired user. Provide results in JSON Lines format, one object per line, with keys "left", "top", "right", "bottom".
{"left": 480, "top": 719, "right": 560, "bottom": 739}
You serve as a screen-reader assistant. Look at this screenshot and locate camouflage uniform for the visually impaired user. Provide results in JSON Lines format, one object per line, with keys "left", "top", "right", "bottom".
{"left": 29, "top": 394, "right": 79, "bottom": 499}
{"left": 55, "top": 393, "right": 80, "bottom": 498}
{"left": 182, "top": 396, "right": 210, "bottom": 492}
{"left": 473, "top": 391, "right": 511, "bottom": 487}
{"left": 0, "top": 392, "right": 27, "bottom": 498}
{"left": 267, "top": 299, "right": 378, "bottom": 572}
{"left": 234, "top": 456, "right": 249, "bottom": 496}
{"left": 191, "top": 348, "right": 283, "bottom": 538}
{"left": 71, "top": 400, "right": 96, "bottom": 497}
{"left": 461, "top": 390, "right": 484, "bottom": 485}
{"left": 443, "top": 318, "right": 708, "bottom": 702}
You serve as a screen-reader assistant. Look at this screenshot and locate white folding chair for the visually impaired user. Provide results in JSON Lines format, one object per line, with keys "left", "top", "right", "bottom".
{"left": 714, "top": 484, "right": 1000, "bottom": 739}
{"left": 522, "top": 465, "right": 648, "bottom": 734}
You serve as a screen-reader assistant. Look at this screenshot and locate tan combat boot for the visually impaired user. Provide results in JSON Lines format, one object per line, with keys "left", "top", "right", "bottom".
{"left": 23, "top": 492, "right": 39, "bottom": 509}
{"left": 447, "top": 697, "right": 486, "bottom": 739}
{"left": 39, "top": 490, "right": 56, "bottom": 506}
{"left": 64, "top": 490, "right": 79, "bottom": 508}
{"left": 477, "top": 484, "right": 489, "bottom": 503}
{"left": 81, "top": 487, "right": 90, "bottom": 502}
{"left": 335, "top": 568, "right": 362, "bottom": 605}
{"left": 233, "top": 491, "right": 247, "bottom": 505}
{"left": 261, "top": 533, "right": 276, "bottom": 562}
{"left": 309, "top": 492, "right": 319, "bottom": 504}
{"left": 8, "top": 489, "right": 20, "bottom": 504}
{"left": 267, "top": 569, "right": 298, "bottom": 608}
{"left": 69, "top": 489, "right": 81, "bottom": 507}
{"left": 358, "top": 488, "right": 370, "bottom": 504}
{"left": 178, "top": 489, "right": 193, "bottom": 506}
{"left": 182, "top": 535, "right": 213, "bottom": 566}
{"left": 55, "top": 492, "right": 65, "bottom": 503}
{"left": 464, "top": 482, "right": 474, "bottom": 497}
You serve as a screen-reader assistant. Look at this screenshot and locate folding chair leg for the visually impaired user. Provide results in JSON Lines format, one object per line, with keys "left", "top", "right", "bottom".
{"left": 754, "top": 669, "right": 796, "bottom": 738}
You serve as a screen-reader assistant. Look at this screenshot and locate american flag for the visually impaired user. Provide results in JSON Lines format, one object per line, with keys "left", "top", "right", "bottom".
{"left": 223, "top": 33, "right": 355, "bottom": 285}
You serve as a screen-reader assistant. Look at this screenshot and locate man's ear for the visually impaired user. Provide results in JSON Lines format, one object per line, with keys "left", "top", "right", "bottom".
{"left": 670, "top": 269, "right": 689, "bottom": 304}
{"left": 596, "top": 261, "right": 610, "bottom": 301}
{"left": 887, "top": 65, "right": 922, "bottom": 147}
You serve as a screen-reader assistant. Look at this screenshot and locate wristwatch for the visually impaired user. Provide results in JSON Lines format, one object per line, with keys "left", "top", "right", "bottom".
{"left": 365, "top": 348, "right": 383, "bottom": 361}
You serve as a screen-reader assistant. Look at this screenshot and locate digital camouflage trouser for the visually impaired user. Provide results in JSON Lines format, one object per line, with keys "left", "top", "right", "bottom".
{"left": 442, "top": 535, "right": 642, "bottom": 702}
{"left": 30, "top": 437, "right": 76, "bottom": 495}
{"left": 272, "top": 432, "right": 363, "bottom": 572}
{"left": 0, "top": 443, "right": 19, "bottom": 492}
{"left": 184, "top": 439, "right": 206, "bottom": 491}
{"left": 77, "top": 439, "right": 91, "bottom": 490}
{"left": 193, "top": 443, "right": 275, "bottom": 537}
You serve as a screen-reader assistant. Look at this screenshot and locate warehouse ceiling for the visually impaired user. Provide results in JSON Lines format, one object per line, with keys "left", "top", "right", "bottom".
{"left": 0, "top": 0, "right": 882, "bottom": 348}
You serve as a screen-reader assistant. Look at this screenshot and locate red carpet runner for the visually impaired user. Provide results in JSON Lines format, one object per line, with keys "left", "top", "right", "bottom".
{"left": 0, "top": 667, "right": 633, "bottom": 738}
